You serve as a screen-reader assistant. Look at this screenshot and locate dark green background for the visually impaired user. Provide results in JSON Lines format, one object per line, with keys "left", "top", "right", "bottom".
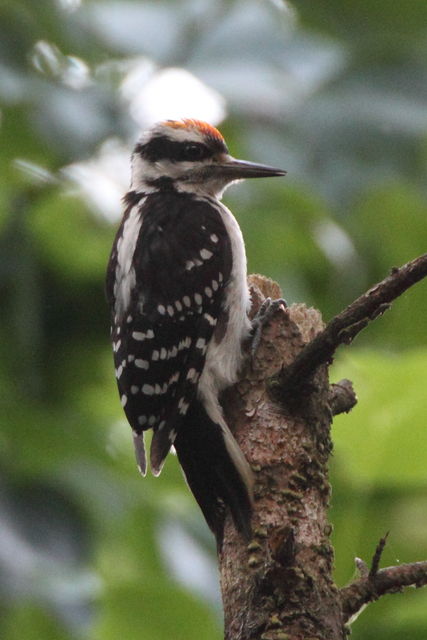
{"left": 1, "top": 1, "right": 427, "bottom": 638}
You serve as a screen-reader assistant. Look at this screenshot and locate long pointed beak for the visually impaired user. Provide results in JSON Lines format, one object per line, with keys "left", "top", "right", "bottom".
{"left": 180, "top": 155, "right": 286, "bottom": 189}
{"left": 215, "top": 157, "right": 286, "bottom": 180}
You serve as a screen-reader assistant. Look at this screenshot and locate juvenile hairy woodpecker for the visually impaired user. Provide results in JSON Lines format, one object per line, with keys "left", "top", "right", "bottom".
{"left": 106, "top": 118, "right": 286, "bottom": 542}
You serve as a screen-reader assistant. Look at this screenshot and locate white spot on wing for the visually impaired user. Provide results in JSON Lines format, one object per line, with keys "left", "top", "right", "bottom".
{"left": 196, "top": 337, "right": 206, "bottom": 351}
{"left": 186, "top": 368, "right": 199, "bottom": 382}
{"left": 178, "top": 397, "right": 189, "bottom": 414}
{"left": 200, "top": 248, "right": 213, "bottom": 260}
{"left": 178, "top": 337, "right": 191, "bottom": 351}
{"left": 203, "top": 312, "right": 216, "bottom": 326}
{"left": 135, "top": 359, "right": 149, "bottom": 369}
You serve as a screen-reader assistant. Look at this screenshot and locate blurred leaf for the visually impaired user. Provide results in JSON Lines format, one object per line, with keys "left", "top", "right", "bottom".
{"left": 94, "top": 580, "right": 220, "bottom": 640}
{"left": 332, "top": 349, "right": 427, "bottom": 487}
{"left": 296, "top": 0, "right": 427, "bottom": 44}
{"left": 350, "top": 183, "right": 427, "bottom": 347}
{"left": 0, "top": 603, "right": 71, "bottom": 640}
{"left": 29, "top": 190, "right": 113, "bottom": 281}
{"left": 80, "top": 1, "right": 182, "bottom": 59}
{"left": 354, "top": 182, "right": 427, "bottom": 267}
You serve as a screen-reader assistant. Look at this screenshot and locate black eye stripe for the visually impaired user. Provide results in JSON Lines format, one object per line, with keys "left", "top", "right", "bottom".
{"left": 182, "top": 143, "right": 207, "bottom": 161}
{"left": 135, "top": 136, "right": 227, "bottom": 163}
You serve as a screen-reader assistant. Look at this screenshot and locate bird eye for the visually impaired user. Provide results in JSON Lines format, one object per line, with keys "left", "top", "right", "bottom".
{"left": 182, "top": 143, "right": 207, "bottom": 161}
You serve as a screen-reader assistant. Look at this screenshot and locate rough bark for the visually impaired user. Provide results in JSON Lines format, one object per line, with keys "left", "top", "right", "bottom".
{"left": 218, "top": 253, "right": 427, "bottom": 640}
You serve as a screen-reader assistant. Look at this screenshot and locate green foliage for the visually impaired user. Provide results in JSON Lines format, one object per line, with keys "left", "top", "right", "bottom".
{"left": 333, "top": 350, "right": 427, "bottom": 488}
{"left": 330, "top": 353, "right": 427, "bottom": 638}
{"left": 1, "top": 1, "right": 426, "bottom": 639}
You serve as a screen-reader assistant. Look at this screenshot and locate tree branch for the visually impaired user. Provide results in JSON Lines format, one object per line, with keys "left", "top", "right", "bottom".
{"left": 277, "top": 253, "right": 427, "bottom": 395}
{"left": 327, "top": 379, "right": 357, "bottom": 416}
{"left": 340, "top": 560, "right": 427, "bottom": 623}
{"left": 340, "top": 534, "right": 427, "bottom": 623}
{"left": 218, "top": 260, "right": 427, "bottom": 640}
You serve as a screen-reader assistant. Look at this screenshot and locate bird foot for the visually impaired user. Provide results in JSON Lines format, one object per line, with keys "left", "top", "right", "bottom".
{"left": 250, "top": 297, "right": 288, "bottom": 357}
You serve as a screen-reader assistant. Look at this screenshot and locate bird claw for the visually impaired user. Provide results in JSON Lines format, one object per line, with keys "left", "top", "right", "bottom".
{"left": 250, "top": 297, "right": 287, "bottom": 357}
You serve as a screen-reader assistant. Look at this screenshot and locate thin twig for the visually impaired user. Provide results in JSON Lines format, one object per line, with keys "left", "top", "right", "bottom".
{"left": 369, "top": 532, "right": 389, "bottom": 578}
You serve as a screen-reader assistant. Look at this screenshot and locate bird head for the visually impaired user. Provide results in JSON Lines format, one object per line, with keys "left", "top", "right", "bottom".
{"left": 131, "top": 118, "right": 286, "bottom": 198}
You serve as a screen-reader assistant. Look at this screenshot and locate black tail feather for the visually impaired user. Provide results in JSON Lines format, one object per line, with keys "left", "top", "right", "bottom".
{"left": 174, "top": 401, "right": 253, "bottom": 546}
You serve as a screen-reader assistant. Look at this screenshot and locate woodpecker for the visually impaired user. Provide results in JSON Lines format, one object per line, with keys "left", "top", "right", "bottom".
{"left": 106, "top": 118, "right": 286, "bottom": 543}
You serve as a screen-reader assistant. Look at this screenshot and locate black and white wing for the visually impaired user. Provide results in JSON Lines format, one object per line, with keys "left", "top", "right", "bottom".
{"left": 107, "top": 191, "right": 232, "bottom": 476}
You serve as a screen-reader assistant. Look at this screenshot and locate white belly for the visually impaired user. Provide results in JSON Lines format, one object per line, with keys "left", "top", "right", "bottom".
{"left": 198, "top": 202, "right": 251, "bottom": 409}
